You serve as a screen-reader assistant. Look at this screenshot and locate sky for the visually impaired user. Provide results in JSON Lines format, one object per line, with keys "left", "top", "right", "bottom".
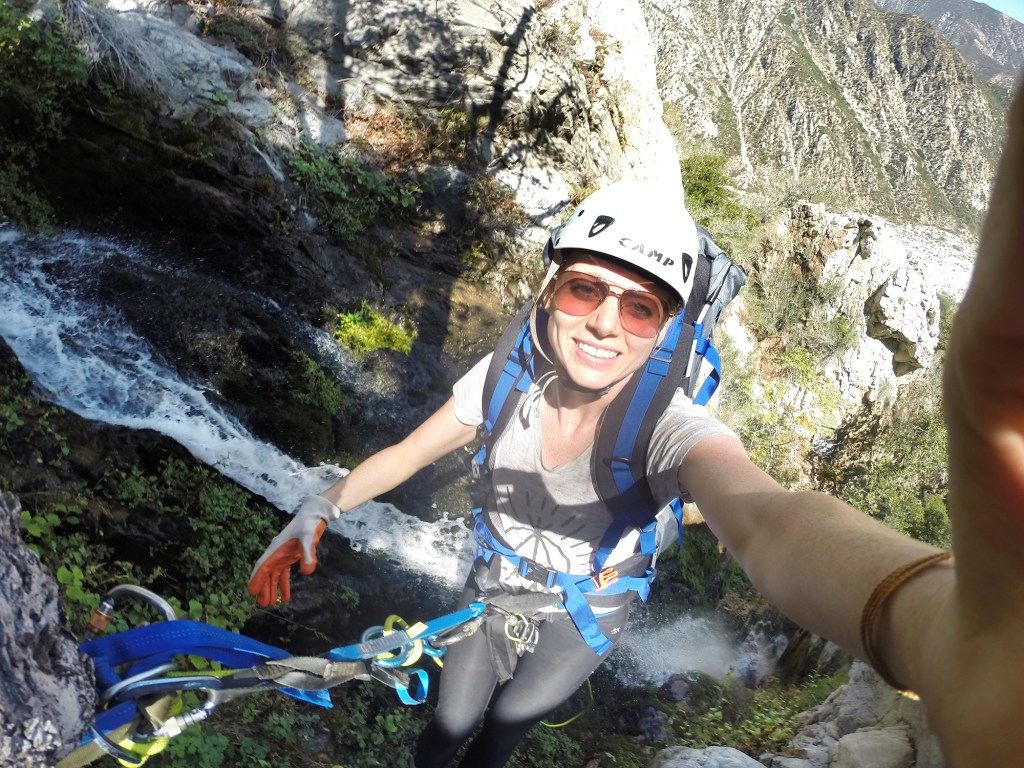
{"left": 981, "top": 0, "right": 1024, "bottom": 23}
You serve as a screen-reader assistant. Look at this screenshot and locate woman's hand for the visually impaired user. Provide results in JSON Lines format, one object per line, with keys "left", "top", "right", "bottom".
{"left": 247, "top": 495, "right": 339, "bottom": 607}
{"left": 914, "top": 81, "right": 1024, "bottom": 766}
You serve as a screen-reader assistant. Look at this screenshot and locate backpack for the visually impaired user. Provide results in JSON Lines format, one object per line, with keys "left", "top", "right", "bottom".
{"left": 470, "top": 226, "right": 746, "bottom": 654}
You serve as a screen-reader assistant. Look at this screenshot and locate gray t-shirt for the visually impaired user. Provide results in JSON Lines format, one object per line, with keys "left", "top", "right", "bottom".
{"left": 454, "top": 354, "right": 739, "bottom": 596}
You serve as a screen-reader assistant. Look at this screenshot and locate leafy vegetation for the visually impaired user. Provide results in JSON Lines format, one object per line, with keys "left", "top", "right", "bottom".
{"left": 744, "top": 257, "right": 858, "bottom": 361}
{"left": 335, "top": 300, "right": 417, "bottom": 355}
{"left": 680, "top": 152, "right": 760, "bottom": 269}
{"left": 293, "top": 350, "right": 347, "bottom": 413}
{"left": 809, "top": 293, "right": 957, "bottom": 549}
{"left": 20, "top": 455, "right": 279, "bottom": 635}
{"left": 678, "top": 673, "right": 846, "bottom": 757}
{"left": 662, "top": 524, "right": 751, "bottom": 607}
{"left": 289, "top": 142, "right": 420, "bottom": 242}
{"left": 0, "top": 0, "right": 89, "bottom": 229}
{"left": 816, "top": 370, "right": 951, "bottom": 548}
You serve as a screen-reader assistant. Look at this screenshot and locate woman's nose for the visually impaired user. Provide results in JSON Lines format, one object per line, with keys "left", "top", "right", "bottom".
{"left": 586, "top": 294, "right": 622, "bottom": 337}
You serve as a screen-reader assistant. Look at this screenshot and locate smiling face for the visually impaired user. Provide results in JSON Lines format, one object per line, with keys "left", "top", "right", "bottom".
{"left": 542, "top": 252, "right": 676, "bottom": 395}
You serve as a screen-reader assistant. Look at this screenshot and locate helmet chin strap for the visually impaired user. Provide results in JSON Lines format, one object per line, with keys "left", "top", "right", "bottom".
{"left": 530, "top": 261, "right": 615, "bottom": 397}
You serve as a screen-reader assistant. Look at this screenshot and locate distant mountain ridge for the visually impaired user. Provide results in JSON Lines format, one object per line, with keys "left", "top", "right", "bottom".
{"left": 873, "top": 0, "right": 1024, "bottom": 91}
{"left": 641, "top": 0, "right": 1007, "bottom": 232}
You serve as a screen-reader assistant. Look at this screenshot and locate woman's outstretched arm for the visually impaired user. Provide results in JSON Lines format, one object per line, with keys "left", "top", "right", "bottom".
{"left": 682, "top": 79, "right": 1024, "bottom": 768}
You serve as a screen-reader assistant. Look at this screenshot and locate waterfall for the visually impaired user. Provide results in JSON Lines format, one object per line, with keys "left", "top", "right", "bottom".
{"left": 0, "top": 224, "right": 779, "bottom": 685}
{"left": 0, "top": 225, "right": 475, "bottom": 587}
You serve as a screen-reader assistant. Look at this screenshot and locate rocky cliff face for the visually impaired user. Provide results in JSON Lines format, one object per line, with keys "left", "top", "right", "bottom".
{"left": 0, "top": 492, "right": 94, "bottom": 766}
{"left": 642, "top": 0, "right": 1005, "bottom": 231}
{"left": 874, "top": 0, "right": 1024, "bottom": 92}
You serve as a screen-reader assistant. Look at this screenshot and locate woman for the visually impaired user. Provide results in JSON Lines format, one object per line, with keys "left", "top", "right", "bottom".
{"left": 249, "top": 87, "right": 1024, "bottom": 767}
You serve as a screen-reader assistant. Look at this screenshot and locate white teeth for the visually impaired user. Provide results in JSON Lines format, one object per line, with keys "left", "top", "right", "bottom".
{"left": 577, "top": 341, "right": 619, "bottom": 359}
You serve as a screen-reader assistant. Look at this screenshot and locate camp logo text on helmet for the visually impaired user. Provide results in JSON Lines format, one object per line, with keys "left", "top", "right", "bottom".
{"left": 616, "top": 236, "right": 694, "bottom": 283}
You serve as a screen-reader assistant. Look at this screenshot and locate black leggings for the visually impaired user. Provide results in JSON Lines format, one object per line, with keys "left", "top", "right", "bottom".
{"left": 412, "top": 587, "right": 629, "bottom": 768}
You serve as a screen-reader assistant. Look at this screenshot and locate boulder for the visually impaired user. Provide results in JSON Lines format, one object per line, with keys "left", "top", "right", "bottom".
{"left": 832, "top": 727, "right": 912, "bottom": 768}
{"left": 649, "top": 745, "right": 766, "bottom": 768}
{"left": 865, "top": 264, "right": 941, "bottom": 375}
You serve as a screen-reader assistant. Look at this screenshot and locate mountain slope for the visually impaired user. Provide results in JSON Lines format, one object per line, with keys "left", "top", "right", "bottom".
{"left": 642, "top": 0, "right": 1006, "bottom": 231}
{"left": 874, "top": 0, "right": 1024, "bottom": 91}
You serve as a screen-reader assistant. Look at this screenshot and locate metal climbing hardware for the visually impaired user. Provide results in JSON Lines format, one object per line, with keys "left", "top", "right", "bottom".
{"left": 501, "top": 612, "right": 540, "bottom": 653}
{"left": 63, "top": 585, "right": 498, "bottom": 767}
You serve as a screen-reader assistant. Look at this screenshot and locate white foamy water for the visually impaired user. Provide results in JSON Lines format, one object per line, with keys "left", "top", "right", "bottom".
{"left": 616, "top": 613, "right": 740, "bottom": 684}
{"left": 615, "top": 610, "right": 788, "bottom": 686}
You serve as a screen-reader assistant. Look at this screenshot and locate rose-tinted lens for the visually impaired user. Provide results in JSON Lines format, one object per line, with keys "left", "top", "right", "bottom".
{"left": 554, "top": 276, "right": 608, "bottom": 315}
{"left": 552, "top": 275, "right": 664, "bottom": 337}
{"left": 617, "top": 291, "right": 665, "bottom": 337}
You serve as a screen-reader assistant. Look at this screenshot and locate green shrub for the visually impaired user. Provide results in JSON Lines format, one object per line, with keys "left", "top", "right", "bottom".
{"left": 16, "top": 452, "right": 278, "bottom": 635}
{"left": 293, "top": 350, "right": 346, "bottom": 413}
{"left": 679, "top": 673, "right": 845, "bottom": 757}
{"left": 680, "top": 153, "right": 760, "bottom": 268}
{"left": 159, "top": 694, "right": 327, "bottom": 768}
{"left": 335, "top": 300, "right": 416, "bottom": 355}
{"left": 745, "top": 260, "right": 857, "bottom": 361}
{"left": 289, "top": 143, "right": 419, "bottom": 242}
{"left": 817, "top": 366, "right": 951, "bottom": 548}
{"left": 511, "top": 724, "right": 583, "bottom": 768}
{"left": 668, "top": 524, "right": 750, "bottom": 606}
{"left": 0, "top": 1, "right": 88, "bottom": 229}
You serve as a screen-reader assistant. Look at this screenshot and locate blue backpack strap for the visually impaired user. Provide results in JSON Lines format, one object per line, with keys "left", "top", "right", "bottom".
{"left": 591, "top": 236, "right": 733, "bottom": 579}
{"left": 691, "top": 322, "right": 723, "bottom": 406}
{"left": 592, "top": 307, "right": 694, "bottom": 573}
{"left": 474, "top": 301, "right": 540, "bottom": 473}
{"left": 686, "top": 228, "right": 747, "bottom": 402}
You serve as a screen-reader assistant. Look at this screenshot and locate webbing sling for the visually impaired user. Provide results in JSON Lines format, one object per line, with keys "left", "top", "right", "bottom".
{"left": 81, "top": 620, "right": 331, "bottom": 709}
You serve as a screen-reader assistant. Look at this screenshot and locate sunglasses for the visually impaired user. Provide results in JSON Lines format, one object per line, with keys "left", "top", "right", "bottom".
{"left": 549, "top": 272, "right": 674, "bottom": 338}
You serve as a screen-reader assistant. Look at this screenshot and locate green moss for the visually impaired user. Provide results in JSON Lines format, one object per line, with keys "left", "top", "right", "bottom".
{"left": 335, "top": 300, "right": 416, "bottom": 355}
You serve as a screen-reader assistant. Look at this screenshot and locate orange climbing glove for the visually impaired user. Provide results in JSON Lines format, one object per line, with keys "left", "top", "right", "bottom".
{"left": 247, "top": 495, "right": 340, "bottom": 607}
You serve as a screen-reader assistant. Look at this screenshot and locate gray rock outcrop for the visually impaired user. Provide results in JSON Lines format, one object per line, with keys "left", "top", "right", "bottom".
{"left": 764, "top": 662, "right": 944, "bottom": 768}
{"left": 0, "top": 492, "right": 94, "bottom": 767}
{"left": 650, "top": 745, "right": 766, "bottom": 768}
{"left": 744, "top": 201, "right": 967, "bottom": 433}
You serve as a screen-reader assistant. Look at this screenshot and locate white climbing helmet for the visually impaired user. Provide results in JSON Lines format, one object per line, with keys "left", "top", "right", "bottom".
{"left": 545, "top": 180, "right": 699, "bottom": 306}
